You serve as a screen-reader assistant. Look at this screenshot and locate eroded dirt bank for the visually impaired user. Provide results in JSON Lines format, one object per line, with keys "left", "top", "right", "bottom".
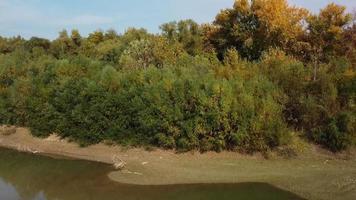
{"left": 0, "top": 126, "right": 355, "bottom": 200}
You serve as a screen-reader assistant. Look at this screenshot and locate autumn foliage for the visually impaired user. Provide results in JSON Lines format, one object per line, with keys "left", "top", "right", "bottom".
{"left": 0, "top": 0, "right": 355, "bottom": 152}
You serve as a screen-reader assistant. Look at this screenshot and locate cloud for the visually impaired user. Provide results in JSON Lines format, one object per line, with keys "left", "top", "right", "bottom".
{"left": 0, "top": 0, "right": 115, "bottom": 26}
{"left": 0, "top": 0, "right": 41, "bottom": 23}
{"left": 0, "top": 0, "right": 117, "bottom": 38}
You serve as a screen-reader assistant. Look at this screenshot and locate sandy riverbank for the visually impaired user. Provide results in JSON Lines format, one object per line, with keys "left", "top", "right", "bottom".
{"left": 0, "top": 125, "right": 355, "bottom": 200}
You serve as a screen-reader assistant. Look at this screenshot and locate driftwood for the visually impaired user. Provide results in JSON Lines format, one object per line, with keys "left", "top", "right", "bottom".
{"left": 112, "top": 155, "right": 126, "bottom": 170}
{"left": 16, "top": 145, "right": 41, "bottom": 154}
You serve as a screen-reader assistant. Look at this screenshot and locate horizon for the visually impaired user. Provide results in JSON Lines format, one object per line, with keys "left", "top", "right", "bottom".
{"left": 0, "top": 0, "right": 355, "bottom": 40}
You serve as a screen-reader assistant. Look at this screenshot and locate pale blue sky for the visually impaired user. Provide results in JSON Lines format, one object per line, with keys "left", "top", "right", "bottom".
{"left": 0, "top": 0, "right": 355, "bottom": 39}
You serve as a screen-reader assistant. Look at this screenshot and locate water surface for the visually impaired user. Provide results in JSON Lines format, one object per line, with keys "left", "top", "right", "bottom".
{"left": 0, "top": 148, "right": 304, "bottom": 200}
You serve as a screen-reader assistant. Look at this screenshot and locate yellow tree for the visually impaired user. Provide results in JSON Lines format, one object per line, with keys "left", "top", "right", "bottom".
{"left": 71, "top": 29, "right": 82, "bottom": 46}
{"left": 87, "top": 30, "right": 105, "bottom": 45}
{"left": 343, "top": 10, "right": 356, "bottom": 69}
{"left": 307, "top": 3, "right": 352, "bottom": 79}
{"left": 206, "top": 0, "right": 308, "bottom": 60}
{"left": 307, "top": 3, "right": 351, "bottom": 61}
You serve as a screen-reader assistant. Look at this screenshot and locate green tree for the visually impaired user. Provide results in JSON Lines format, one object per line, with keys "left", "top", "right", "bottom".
{"left": 104, "top": 29, "right": 119, "bottom": 40}
{"left": 50, "top": 30, "right": 74, "bottom": 58}
{"left": 119, "top": 37, "right": 184, "bottom": 69}
{"left": 95, "top": 39, "right": 122, "bottom": 63}
{"left": 24, "top": 37, "right": 51, "bottom": 52}
{"left": 121, "top": 28, "right": 151, "bottom": 45}
{"left": 161, "top": 19, "right": 204, "bottom": 55}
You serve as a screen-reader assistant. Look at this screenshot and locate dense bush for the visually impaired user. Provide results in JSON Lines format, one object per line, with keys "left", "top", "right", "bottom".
{"left": 257, "top": 52, "right": 355, "bottom": 151}
{"left": 318, "top": 112, "right": 355, "bottom": 152}
{"left": 0, "top": 1, "right": 355, "bottom": 152}
{"left": 0, "top": 41, "right": 354, "bottom": 153}
{"left": 1, "top": 56, "right": 290, "bottom": 151}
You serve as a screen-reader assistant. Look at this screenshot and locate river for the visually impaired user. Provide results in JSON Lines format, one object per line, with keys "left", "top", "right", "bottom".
{"left": 0, "top": 148, "right": 304, "bottom": 200}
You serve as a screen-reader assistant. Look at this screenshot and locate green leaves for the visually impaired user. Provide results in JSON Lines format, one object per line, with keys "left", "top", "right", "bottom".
{"left": 0, "top": 1, "right": 354, "bottom": 153}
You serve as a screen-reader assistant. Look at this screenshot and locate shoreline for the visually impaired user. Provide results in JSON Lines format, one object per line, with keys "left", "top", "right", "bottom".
{"left": 1, "top": 126, "right": 356, "bottom": 200}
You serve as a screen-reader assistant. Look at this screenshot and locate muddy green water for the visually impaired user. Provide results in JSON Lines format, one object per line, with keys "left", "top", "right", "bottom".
{"left": 0, "top": 148, "right": 305, "bottom": 200}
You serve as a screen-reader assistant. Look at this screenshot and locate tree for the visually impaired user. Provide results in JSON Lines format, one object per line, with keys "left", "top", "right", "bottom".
{"left": 119, "top": 39, "right": 154, "bottom": 69}
{"left": 307, "top": 3, "right": 352, "bottom": 63}
{"left": 50, "top": 30, "right": 74, "bottom": 58}
{"left": 120, "top": 28, "right": 152, "bottom": 46}
{"left": 104, "top": 29, "right": 119, "bottom": 40}
{"left": 24, "top": 37, "right": 51, "bottom": 52}
{"left": 160, "top": 22, "right": 177, "bottom": 40}
{"left": 342, "top": 9, "right": 356, "bottom": 69}
{"left": 95, "top": 39, "right": 122, "bottom": 63}
{"left": 0, "top": 1, "right": 354, "bottom": 153}
{"left": 79, "top": 30, "right": 105, "bottom": 57}
{"left": 87, "top": 30, "right": 104, "bottom": 45}
{"left": 119, "top": 37, "right": 184, "bottom": 69}
{"left": 71, "top": 29, "right": 82, "bottom": 47}
{"left": 307, "top": 3, "right": 352, "bottom": 80}
{"left": 0, "top": 36, "right": 24, "bottom": 54}
{"left": 161, "top": 19, "right": 204, "bottom": 55}
{"left": 206, "top": 0, "right": 308, "bottom": 60}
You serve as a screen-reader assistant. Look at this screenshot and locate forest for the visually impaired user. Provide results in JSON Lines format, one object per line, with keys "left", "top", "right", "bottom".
{"left": 0, "top": 0, "right": 355, "bottom": 153}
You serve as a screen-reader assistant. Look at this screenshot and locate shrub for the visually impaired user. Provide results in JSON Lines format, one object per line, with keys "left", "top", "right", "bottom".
{"left": 0, "top": 28, "right": 354, "bottom": 153}
{"left": 315, "top": 112, "right": 355, "bottom": 152}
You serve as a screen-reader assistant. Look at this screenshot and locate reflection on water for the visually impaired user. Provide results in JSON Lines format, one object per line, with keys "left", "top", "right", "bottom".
{"left": 0, "top": 148, "right": 304, "bottom": 200}
{"left": 0, "top": 178, "right": 20, "bottom": 200}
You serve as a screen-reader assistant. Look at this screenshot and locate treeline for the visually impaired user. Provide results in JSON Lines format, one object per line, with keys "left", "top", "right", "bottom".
{"left": 0, "top": 0, "right": 355, "bottom": 152}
